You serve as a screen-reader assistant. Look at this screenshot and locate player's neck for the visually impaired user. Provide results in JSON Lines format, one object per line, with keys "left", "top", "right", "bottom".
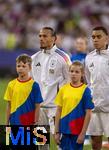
{"left": 77, "top": 49, "right": 86, "bottom": 53}
{"left": 44, "top": 44, "right": 55, "bottom": 51}
{"left": 70, "top": 81, "right": 83, "bottom": 88}
{"left": 97, "top": 44, "right": 108, "bottom": 51}
{"left": 18, "top": 75, "right": 31, "bottom": 82}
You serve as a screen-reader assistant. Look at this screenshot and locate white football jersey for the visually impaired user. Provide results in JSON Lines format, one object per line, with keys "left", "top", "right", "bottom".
{"left": 85, "top": 47, "right": 109, "bottom": 112}
{"left": 32, "top": 45, "right": 71, "bottom": 107}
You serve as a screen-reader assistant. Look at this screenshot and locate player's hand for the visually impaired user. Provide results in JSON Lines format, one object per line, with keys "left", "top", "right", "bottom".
{"left": 54, "top": 133, "right": 61, "bottom": 145}
{"left": 33, "top": 121, "right": 38, "bottom": 125}
{"left": 76, "top": 133, "right": 85, "bottom": 144}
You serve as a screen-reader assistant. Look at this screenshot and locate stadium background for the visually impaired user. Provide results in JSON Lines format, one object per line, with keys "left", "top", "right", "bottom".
{"left": 0, "top": 0, "right": 109, "bottom": 149}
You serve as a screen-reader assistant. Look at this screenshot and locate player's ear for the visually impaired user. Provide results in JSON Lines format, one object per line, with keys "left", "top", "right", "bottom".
{"left": 52, "top": 35, "right": 57, "bottom": 43}
{"left": 55, "top": 35, "right": 57, "bottom": 41}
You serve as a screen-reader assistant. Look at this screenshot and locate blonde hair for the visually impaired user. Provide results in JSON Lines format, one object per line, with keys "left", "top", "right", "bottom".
{"left": 69, "top": 61, "right": 85, "bottom": 83}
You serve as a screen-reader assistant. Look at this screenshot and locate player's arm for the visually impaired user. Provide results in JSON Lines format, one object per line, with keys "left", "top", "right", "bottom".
{"left": 34, "top": 103, "right": 40, "bottom": 124}
{"left": 32, "top": 82, "right": 43, "bottom": 124}
{"left": 85, "top": 57, "right": 91, "bottom": 86}
{"left": 6, "top": 101, "right": 11, "bottom": 125}
{"left": 77, "top": 109, "right": 92, "bottom": 144}
{"left": 54, "top": 105, "right": 62, "bottom": 144}
{"left": 61, "top": 56, "right": 71, "bottom": 86}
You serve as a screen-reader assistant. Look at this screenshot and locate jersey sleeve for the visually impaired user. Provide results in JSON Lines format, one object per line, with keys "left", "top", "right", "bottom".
{"left": 32, "top": 82, "right": 43, "bottom": 103}
{"left": 85, "top": 56, "right": 91, "bottom": 86}
{"left": 61, "top": 53, "right": 72, "bottom": 87}
{"left": 82, "top": 87, "right": 94, "bottom": 110}
{"left": 4, "top": 82, "right": 12, "bottom": 101}
{"left": 54, "top": 87, "right": 63, "bottom": 107}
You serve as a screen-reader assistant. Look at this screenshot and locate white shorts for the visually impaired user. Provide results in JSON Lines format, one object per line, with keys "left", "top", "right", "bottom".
{"left": 38, "top": 107, "right": 56, "bottom": 134}
{"left": 87, "top": 112, "right": 109, "bottom": 137}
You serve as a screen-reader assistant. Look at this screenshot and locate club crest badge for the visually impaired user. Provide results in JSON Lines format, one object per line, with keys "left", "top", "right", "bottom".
{"left": 49, "top": 58, "right": 57, "bottom": 68}
{"left": 49, "top": 58, "right": 57, "bottom": 74}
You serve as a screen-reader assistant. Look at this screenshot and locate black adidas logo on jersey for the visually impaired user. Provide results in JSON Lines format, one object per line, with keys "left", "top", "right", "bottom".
{"left": 35, "top": 62, "right": 41, "bottom": 67}
{"left": 89, "top": 62, "right": 94, "bottom": 68}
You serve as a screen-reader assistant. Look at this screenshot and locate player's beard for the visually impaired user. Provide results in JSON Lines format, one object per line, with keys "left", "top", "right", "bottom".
{"left": 40, "top": 46, "right": 47, "bottom": 50}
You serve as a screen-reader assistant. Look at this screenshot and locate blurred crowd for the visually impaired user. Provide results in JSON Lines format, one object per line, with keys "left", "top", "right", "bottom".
{"left": 0, "top": 0, "right": 109, "bottom": 54}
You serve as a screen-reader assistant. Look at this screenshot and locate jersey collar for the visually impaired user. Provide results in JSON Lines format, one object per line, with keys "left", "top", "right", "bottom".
{"left": 95, "top": 45, "right": 109, "bottom": 54}
{"left": 43, "top": 45, "right": 57, "bottom": 54}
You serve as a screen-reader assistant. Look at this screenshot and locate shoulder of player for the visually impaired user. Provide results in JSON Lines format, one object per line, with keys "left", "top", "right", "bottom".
{"left": 85, "top": 50, "right": 96, "bottom": 61}
{"left": 33, "top": 81, "right": 39, "bottom": 86}
{"left": 32, "top": 81, "right": 40, "bottom": 90}
{"left": 7, "top": 78, "right": 17, "bottom": 87}
{"left": 86, "top": 50, "right": 96, "bottom": 57}
{"left": 54, "top": 48, "right": 71, "bottom": 64}
{"left": 55, "top": 48, "right": 69, "bottom": 57}
{"left": 31, "top": 51, "right": 42, "bottom": 60}
{"left": 83, "top": 85, "right": 91, "bottom": 93}
{"left": 59, "top": 83, "right": 70, "bottom": 91}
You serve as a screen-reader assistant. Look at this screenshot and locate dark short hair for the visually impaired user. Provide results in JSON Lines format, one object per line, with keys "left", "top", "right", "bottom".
{"left": 92, "top": 26, "right": 108, "bottom": 35}
{"left": 16, "top": 54, "right": 32, "bottom": 66}
{"left": 42, "top": 27, "right": 56, "bottom": 37}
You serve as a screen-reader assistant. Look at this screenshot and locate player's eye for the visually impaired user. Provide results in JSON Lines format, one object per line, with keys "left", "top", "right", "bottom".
{"left": 23, "top": 65, "right": 26, "bottom": 68}
{"left": 92, "top": 35, "right": 95, "bottom": 39}
{"left": 17, "top": 65, "right": 20, "bottom": 67}
{"left": 76, "top": 71, "right": 79, "bottom": 73}
{"left": 97, "top": 35, "right": 101, "bottom": 39}
{"left": 70, "top": 70, "right": 74, "bottom": 73}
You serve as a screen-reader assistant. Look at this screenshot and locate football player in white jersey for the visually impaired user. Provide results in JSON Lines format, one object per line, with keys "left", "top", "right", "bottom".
{"left": 32, "top": 27, "right": 71, "bottom": 149}
{"left": 85, "top": 26, "right": 109, "bottom": 150}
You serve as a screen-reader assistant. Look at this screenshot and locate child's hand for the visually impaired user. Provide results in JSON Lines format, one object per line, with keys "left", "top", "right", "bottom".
{"left": 54, "top": 133, "right": 61, "bottom": 145}
{"left": 76, "top": 133, "right": 85, "bottom": 144}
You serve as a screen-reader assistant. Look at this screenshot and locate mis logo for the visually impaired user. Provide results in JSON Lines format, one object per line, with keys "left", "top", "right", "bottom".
{"left": 0, "top": 125, "right": 49, "bottom": 148}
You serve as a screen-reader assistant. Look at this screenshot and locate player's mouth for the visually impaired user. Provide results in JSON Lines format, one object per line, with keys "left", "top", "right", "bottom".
{"left": 94, "top": 43, "right": 99, "bottom": 47}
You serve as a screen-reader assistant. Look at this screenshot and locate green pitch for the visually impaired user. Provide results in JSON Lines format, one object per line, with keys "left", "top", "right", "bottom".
{"left": 0, "top": 78, "right": 11, "bottom": 125}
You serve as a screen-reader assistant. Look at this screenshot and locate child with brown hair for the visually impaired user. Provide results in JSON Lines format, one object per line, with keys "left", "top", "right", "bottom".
{"left": 54, "top": 61, "right": 94, "bottom": 150}
{"left": 4, "top": 54, "right": 43, "bottom": 125}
